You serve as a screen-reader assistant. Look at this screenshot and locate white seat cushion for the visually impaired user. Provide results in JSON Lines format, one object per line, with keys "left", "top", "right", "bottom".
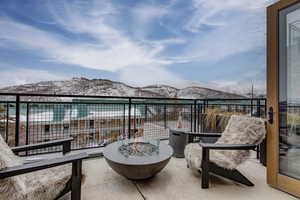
{"left": 24, "top": 165, "right": 71, "bottom": 200}
{"left": 184, "top": 143, "right": 203, "bottom": 170}
{"left": 0, "top": 134, "right": 82, "bottom": 200}
{"left": 0, "top": 134, "right": 26, "bottom": 200}
{"left": 185, "top": 115, "right": 266, "bottom": 170}
{"left": 184, "top": 143, "right": 249, "bottom": 170}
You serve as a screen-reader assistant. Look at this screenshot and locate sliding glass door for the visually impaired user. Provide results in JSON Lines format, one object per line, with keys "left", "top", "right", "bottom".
{"left": 267, "top": 0, "right": 300, "bottom": 197}
{"left": 279, "top": 1, "right": 300, "bottom": 181}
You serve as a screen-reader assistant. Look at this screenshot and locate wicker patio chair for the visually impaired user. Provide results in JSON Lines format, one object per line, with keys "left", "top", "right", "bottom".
{"left": 184, "top": 115, "right": 266, "bottom": 188}
{"left": 0, "top": 136, "right": 87, "bottom": 200}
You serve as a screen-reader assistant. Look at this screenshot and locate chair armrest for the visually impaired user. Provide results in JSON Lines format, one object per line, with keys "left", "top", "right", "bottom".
{"left": 186, "top": 132, "right": 222, "bottom": 137}
{"left": 187, "top": 132, "right": 222, "bottom": 143}
{"left": 199, "top": 143, "right": 257, "bottom": 150}
{"left": 0, "top": 153, "right": 88, "bottom": 179}
{"left": 11, "top": 138, "right": 73, "bottom": 155}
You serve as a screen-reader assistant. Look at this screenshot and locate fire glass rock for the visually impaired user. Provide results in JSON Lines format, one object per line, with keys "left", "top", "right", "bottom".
{"left": 118, "top": 142, "right": 158, "bottom": 157}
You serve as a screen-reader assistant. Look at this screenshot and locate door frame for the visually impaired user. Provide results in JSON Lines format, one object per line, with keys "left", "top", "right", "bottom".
{"left": 267, "top": 0, "right": 300, "bottom": 197}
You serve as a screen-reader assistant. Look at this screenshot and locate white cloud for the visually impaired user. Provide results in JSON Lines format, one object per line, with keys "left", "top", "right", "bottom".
{"left": 131, "top": 5, "right": 169, "bottom": 24}
{"left": 181, "top": 0, "right": 276, "bottom": 63}
{"left": 131, "top": 4, "right": 169, "bottom": 39}
{"left": 0, "top": 0, "right": 274, "bottom": 90}
{"left": 0, "top": 18, "right": 162, "bottom": 71}
{"left": 187, "top": 14, "right": 265, "bottom": 62}
{"left": 185, "top": 0, "right": 274, "bottom": 32}
{"left": 0, "top": 1, "right": 179, "bottom": 72}
{"left": 0, "top": 68, "right": 68, "bottom": 87}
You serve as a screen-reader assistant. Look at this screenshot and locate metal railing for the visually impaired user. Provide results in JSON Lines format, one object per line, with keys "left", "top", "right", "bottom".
{"left": 0, "top": 93, "right": 266, "bottom": 155}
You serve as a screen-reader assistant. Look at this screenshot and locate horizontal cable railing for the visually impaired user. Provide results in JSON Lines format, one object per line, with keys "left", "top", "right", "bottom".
{"left": 0, "top": 93, "right": 266, "bottom": 155}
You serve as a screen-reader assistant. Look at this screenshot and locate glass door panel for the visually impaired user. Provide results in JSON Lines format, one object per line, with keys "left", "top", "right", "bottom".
{"left": 279, "top": 3, "right": 300, "bottom": 181}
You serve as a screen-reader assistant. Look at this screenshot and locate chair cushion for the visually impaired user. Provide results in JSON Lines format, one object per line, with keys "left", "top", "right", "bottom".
{"left": 184, "top": 143, "right": 203, "bottom": 171}
{"left": 24, "top": 164, "right": 72, "bottom": 200}
{"left": 218, "top": 115, "right": 266, "bottom": 145}
{"left": 185, "top": 115, "right": 266, "bottom": 170}
{"left": 23, "top": 163, "right": 86, "bottom": 200}
{"left": 184, "top": 143, "right": 249, "bottom": 170}
{"left": 0, "top": 164, "right": 72, "bottom": 200}
{"left": 0, "top": 134, "right": 85, "bottom": 200}
{"left": 0, "top": 134, "right": 27, "bottom": 200}
{"left": 0, "top": 135, "right": 23, "bottom": 169}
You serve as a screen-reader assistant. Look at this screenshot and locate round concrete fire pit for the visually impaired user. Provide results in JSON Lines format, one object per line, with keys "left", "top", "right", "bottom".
{"left": 103, "top": 141, "right": 173, "bottom": 180}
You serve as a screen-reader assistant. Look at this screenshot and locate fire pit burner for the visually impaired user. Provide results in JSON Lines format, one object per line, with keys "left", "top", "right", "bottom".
{"left": 103, "top": 140, "right": 173, "bottom": 180}
{"left": 118, "top": 142, "right": 158, "bottom": 157}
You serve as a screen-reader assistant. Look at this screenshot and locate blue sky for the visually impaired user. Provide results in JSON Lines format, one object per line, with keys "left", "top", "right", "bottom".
{"left": 0, "top": 0, "right": 275, "bottom": 93}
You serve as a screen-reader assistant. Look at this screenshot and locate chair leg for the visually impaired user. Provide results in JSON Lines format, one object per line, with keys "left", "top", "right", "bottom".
{"left": 71, "top": 160, "right": 82, "bottom": 200}
{"left": 55, "top": 180, "right": 71, "bottom": 200}
{"left": 209, "top": 163, "right": 254, "bottom": 187}
{"left": 201, "top": 148, "right": 210, "bottom": 189}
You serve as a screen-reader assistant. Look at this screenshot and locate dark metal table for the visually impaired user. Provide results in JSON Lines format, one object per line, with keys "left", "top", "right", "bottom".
{"left": 103, "top": 141, "right": 173, "bottom": 180}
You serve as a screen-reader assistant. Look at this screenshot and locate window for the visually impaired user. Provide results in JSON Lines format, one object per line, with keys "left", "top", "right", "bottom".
{"left": 103, "top": 130, "right": 109, "bottom": 137}
{"left": 44, "top": 125, "right": 50, "bottom": 134}
{"left": 71, "top": 120, "right": 78, "bottom": 129}
{"left": 63, "top": 124, "right": 69, "bottom": 133}
{"left": 79, "top": 120, "right": 85, "bottom": 129}
{"left": 54, "top": 124, "right": 60, "bottom": 132}
{"left": 89, "top": 120, "right": 95, "bottom": 129}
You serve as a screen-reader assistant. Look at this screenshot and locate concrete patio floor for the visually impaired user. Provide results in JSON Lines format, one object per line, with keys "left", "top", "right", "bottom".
{"left": 81, "top": 155, "right": 298, "bottom": 200}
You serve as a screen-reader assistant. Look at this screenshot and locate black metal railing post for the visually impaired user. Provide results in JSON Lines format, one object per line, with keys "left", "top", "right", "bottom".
{"left": 164, "top": 104, "right": 167, "bottom": 129}
{"left": 257, "top": 99, "right": 261, "bottom": 117}
{"left": 197, "top": 102, "right": 201, "bottom": 132}
{"left": 145, "top": 104, "right": 148, "bottom": 122}
{"left": 15, "top": 95, "right": 20, "bottom": 147}
{"left": 250, "top": 98, "right": 253, "bottom": 116}
{"left": 128, "top": 98, "right": 132, "bottom": 139}
{"left": 194, "top": 100, "right": 197, "bottom": 132}
{"left": 25, "top": 103, "right": 29, "bottom": 156}
{"left": 26, "top": 103, "right": 29, "bottom": 145}
{"left": 190, "top": 104, "right": 193, "bottom": 132}
{"left": 134, "top": 104, "right": 136, "bottom": 132}
{"left": 200, "top": 100, "right": 206, "bottom": 132}
{"left": 5, "top": 103, "right": 9, "bottom": 143}
{"left": 123, "top": 104, "right": 126, "bottom": 137}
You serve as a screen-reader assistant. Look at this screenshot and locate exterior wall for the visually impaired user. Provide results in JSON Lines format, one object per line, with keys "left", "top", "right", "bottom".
{"left": 1, "top": 116, "right": 148, "bottom": 149}
{"left": 25, "top": 117, "right": 145, "bottom": 148}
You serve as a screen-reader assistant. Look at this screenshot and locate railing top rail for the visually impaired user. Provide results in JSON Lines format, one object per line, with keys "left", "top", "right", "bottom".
{"left": 0, "top": 101, "right": 17, "bottom": 104}
{"left": 205, "top": 103, "right": 266, "bottom": 106}
{"left": 0, "top": 101, "right": 195, "bottom": 105}
{"left": 202, "top": 98, "right": 266, "bottom": 101}
{"left": 0, "top": 92, "right": 266, "bottom": 102}
{"left": 0, "top": 92, "right": 195, "bottom": 101}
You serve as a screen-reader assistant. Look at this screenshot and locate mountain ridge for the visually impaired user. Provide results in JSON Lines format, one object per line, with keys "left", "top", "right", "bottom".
{"left": 0, "top": 77, "right": 244, "bottom": 99}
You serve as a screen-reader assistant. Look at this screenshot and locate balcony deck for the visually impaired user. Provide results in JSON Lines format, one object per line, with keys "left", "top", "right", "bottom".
{"left": 80, "top": 154, "right": 297, "bottom": 200}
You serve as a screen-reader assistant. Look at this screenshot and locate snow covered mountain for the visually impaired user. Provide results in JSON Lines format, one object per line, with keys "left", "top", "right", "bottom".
{"left": 0, "top": 77, "right": 244, "bottom": 99}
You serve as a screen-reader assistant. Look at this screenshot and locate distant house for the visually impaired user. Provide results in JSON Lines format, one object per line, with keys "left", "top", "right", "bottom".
{"left": 17, "top": 99, "right": 146, "bottom": 148}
